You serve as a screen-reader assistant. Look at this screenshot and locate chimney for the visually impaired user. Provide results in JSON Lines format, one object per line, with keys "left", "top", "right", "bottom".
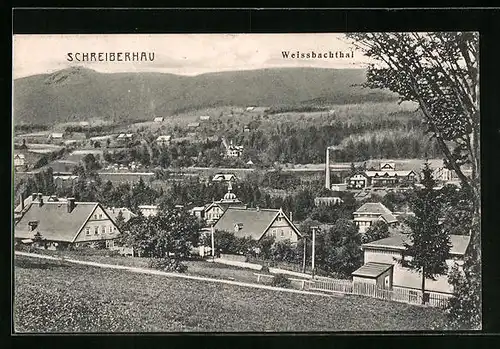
{"left": 256, "top": 206, "right": 260, "bottom": 212}
{"left": 289, "top": 211, "right": 293, "bottom": 222}
{"left": 67, "top": 197, "right": 76, "bottom": 213}
{"left": 38, "top": 193, "right": 43, "bottom": 207}
{"left": 20, "top": 194, "right": 24, "bottom": 211}
{"left": 325, "top": 147, "right": 331, "bottom": 190}
{"left": 31, "top": 193, "right": 37, "bottom": 201}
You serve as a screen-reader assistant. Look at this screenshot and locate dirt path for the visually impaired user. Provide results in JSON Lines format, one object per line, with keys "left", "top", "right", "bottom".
{"left": 15, "top": 251, "right": 333, "bottom": 298}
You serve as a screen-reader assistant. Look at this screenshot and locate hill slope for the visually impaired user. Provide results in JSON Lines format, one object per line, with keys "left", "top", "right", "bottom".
{"left": 13, "top": 67, "right": 398, "bottom": 125}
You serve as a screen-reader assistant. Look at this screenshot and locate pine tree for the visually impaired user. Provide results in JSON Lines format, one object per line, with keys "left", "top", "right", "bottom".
{"left": 404, "top": 162, "right": 451, "bottom": 304}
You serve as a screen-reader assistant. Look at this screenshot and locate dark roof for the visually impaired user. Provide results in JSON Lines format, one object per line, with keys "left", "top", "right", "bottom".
{"left": 362, "top": 234, "right": 471, "bottom": 256}
{"left": 15, "top": 201, "right": 98, "bottom": 242}
{"left": 214, "top": 208, "right": 301, "bottom": 240}
{"left": 352, "top": 262, "right": 393, "bottom": 278}
{"left": 354, "top": 202, "right": 392, "bottom": 215}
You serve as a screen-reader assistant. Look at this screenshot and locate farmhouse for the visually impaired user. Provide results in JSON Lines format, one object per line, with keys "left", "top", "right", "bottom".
{"left": 14, "top": 153, "right": 26, "bottom": 167}
{"left": 187, "top": 122, "right": 200, "bottom": 128}
{"left": 212, "top": 173, "right": 237, "bottom": 183}
{"left": 353, "top": 202, "right": 398, "bottom": 233}
{"left": 14, "top": 194, "right": 121, "bottom": 249}
{"left": 200, "top": 115, "right": 210, "bottom": 121}
{"left": 154, "top": 117, "right": 164, "bottom": 123}
{"left": 245, "top": 106, "right": 255, "bottom": 111}
{"left": 156, "top": 135, "right": 171, "bottom": 146}
{"left": 214, "top": 207, "right": 302, "bottom": 243}
{"left": 204, "top": 183, "right": 246, "bottom": 225}
{"left": 352, "top": 234, "right": 471, "bottom": 295}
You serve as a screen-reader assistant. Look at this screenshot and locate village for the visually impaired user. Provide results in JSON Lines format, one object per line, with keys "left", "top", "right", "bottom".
{"left": 13, "top": 110, "right": 473, "bottom": 314}
{"left": 12, "top": 31, "right": 480, "bottom": 333}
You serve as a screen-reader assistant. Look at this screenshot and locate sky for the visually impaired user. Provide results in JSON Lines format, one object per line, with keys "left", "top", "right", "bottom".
{"left": 13, "top": 33, "right": 373, "bottom": 79}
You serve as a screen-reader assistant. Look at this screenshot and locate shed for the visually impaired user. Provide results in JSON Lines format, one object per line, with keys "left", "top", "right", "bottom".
{"left": 352, "top": 262, "right": 394, "bottom": 289}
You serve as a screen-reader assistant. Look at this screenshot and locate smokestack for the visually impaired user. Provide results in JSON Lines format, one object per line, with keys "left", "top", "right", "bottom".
{"left": 325, "top": 147, "right": 331, "bottom": 190}
{"left": 67, "top": 197, "right": 76, "bottom": 213}
{"left": 38, "top": 193, "right": 43, "bottom": 207}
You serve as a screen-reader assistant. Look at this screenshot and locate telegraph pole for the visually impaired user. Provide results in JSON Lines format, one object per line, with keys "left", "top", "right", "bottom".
{"left": 311, "top": 226, "right": 318, "bottom": 279}
{"left": 211, "top": 225, "right": 215, "bottom": 261}
{"left": 302, "top": 237, "right": 307, "bottom": 273}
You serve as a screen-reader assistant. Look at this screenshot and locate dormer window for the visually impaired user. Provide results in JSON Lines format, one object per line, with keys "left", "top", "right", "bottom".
{"left": 234, "top": 223, "right": 243, "bottom": 232}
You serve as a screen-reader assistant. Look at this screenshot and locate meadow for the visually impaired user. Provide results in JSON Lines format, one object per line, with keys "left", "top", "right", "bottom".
{"left": 14, "top": 255, "right": 448, "bottom": 332}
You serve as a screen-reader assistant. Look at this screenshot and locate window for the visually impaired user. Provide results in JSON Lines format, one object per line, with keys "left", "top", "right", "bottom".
{"left": 86, "top": 227, "right": 91, "bottom": 235}
{"left": 280, "top": 230, "right": 284, "bottom": 237}
{"left": 94, "top": 227, "right": 99, "bottom": 235}
{"left": 289, "top": 231, "right": 293, "bottom": 237}
{"left": 99, "top": 214, "right": 103, "bottom": 219}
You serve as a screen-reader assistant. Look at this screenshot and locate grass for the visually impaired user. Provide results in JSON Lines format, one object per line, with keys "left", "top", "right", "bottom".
{"left": 14, "top": 255, "right": 448, "bottom": 332}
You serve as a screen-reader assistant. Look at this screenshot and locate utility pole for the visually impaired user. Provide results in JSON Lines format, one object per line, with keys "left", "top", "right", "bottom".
{"left": 302, "top": 237, "right": 307, "bottom": 273}
{"left": 211, "top": 225, "right": 215, "bottom": 261}
{"left": 311, "top": 226, "right": 318, "bottom": 279}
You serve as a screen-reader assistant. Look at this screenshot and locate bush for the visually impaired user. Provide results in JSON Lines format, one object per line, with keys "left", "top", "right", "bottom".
{"left": 271, "top": 274, "right": 291, "bottom": 288}
{"left": 148, "top": 258, "right": 188, "bottom": 273}
{"left": 260, "top": 265, "right": 270, "bottom": 273}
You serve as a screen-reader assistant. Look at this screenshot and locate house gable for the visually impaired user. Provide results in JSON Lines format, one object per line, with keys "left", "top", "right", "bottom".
{"left": 72, "top": 204, "right": 121, "bottom": 242}
{"left": 260, "top": 210, "right": 302, "bottom": 242}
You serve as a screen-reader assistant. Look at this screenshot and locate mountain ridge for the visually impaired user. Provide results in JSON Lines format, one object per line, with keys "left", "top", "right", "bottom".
{"left": 14, "top": 67, "right": 399, "bottom": 125}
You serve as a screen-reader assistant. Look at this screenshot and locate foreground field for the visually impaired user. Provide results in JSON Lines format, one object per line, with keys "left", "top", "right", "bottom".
{"left": 14, "top": 255, "right": 448, "bottom": 332}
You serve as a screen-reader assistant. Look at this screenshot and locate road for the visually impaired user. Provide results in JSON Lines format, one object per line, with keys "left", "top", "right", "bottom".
{"left": 15, "top": 251, "right": 332, "bottom": 298}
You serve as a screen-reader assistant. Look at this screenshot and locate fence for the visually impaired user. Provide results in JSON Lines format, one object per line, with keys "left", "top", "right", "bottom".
{"left": 307, "top": 279, "right": 452, "bottom": 308}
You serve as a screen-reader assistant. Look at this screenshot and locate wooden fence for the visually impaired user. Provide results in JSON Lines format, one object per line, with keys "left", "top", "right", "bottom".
{"left": 308, "top": 279, "right": 452, "bottom": 308}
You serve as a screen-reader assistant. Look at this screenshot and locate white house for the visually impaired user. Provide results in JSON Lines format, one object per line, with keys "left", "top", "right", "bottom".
{"left": 200, "top": 115, "right": 210, "bottom": 121}
{"left": 156, "top": 135, "right": 171, "bottom": 146}
{"left": 212, "top": 173, "right": 237, "bottom": 183}
{"left": 154, "top": 117, "right": 164, "bottom": 123}
{"left": 138, "top": 205, "right": 159, "bottom": 217}
{"left": 14, "top": 153, "right": 26, "bottom": 167}
{"left": 352, "top": 234, "right": 471, "bottom": 296}
{"left": 353, "top": 202, "right": 398, "bottom": 233}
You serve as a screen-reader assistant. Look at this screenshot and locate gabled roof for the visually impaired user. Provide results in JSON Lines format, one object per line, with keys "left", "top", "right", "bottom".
{"left": 214, "top": 208, "right": 302, "bottom": 240}
{"left": 354, "top": 202, "right": 393, "bottom": 215}
{"left": 14, "top": 195, "right": 68, "bottom": 213}
{"left": 212, "top": 173, "right": 236, "bottom": 181}
{"left": 106, "top": 207, "right": 137, "bottom": 222}
{"left": 365, "top": 170, "right": 417, "bottom": 178}
{"left": 14, "top": 201, "right": 101, "bottom": 242}
{"left": 380, "top": 213, "right": 398, "bottom": 224}
{"left": 14, "top": 153, "right": 26, "bottom": 159}
{"left": 352, "top": 262, "right": 393, "bottom": 278}
{"left": 362, "top": 234, "right": 471, "bottom": 256}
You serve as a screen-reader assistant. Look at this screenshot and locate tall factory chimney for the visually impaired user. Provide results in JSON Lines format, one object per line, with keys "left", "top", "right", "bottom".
{"left": 325, "top": 147, "right": 331, "bottom": 190}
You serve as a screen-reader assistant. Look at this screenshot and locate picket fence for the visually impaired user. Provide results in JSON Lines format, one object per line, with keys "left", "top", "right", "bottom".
{"left": 307, "top": 279, "right": 452, "bottom": 308}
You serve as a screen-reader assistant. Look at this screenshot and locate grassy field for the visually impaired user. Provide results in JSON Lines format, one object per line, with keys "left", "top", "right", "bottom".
{"left": 14, "top": 255, "right": 448, "bottom": 332}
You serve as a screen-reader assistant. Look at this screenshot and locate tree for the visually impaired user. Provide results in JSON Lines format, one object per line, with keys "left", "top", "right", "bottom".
{"left": 121, "top": 206, "right": 201, "bottom": 259}
{"left": 362, "top": 220, "right": 390, "bottom": 244}
{"left": 270, "top": 239, "right": 297, "bottom": 263}
{"left": 114, "top": 210, "right": 126, "bottom": 230}
{"left": 347, "top": 32, "right": 480, "bottom": 322}
{"left": 321, "top": 218, "right": 363, "bottom": 278}
{"left": 403, "top": 163, "right": 451, "bottom": 304}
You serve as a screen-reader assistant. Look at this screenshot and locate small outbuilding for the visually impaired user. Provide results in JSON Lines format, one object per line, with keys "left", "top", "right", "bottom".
{"left": 352, "top": 262, "right": 394, "bottom": 289}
